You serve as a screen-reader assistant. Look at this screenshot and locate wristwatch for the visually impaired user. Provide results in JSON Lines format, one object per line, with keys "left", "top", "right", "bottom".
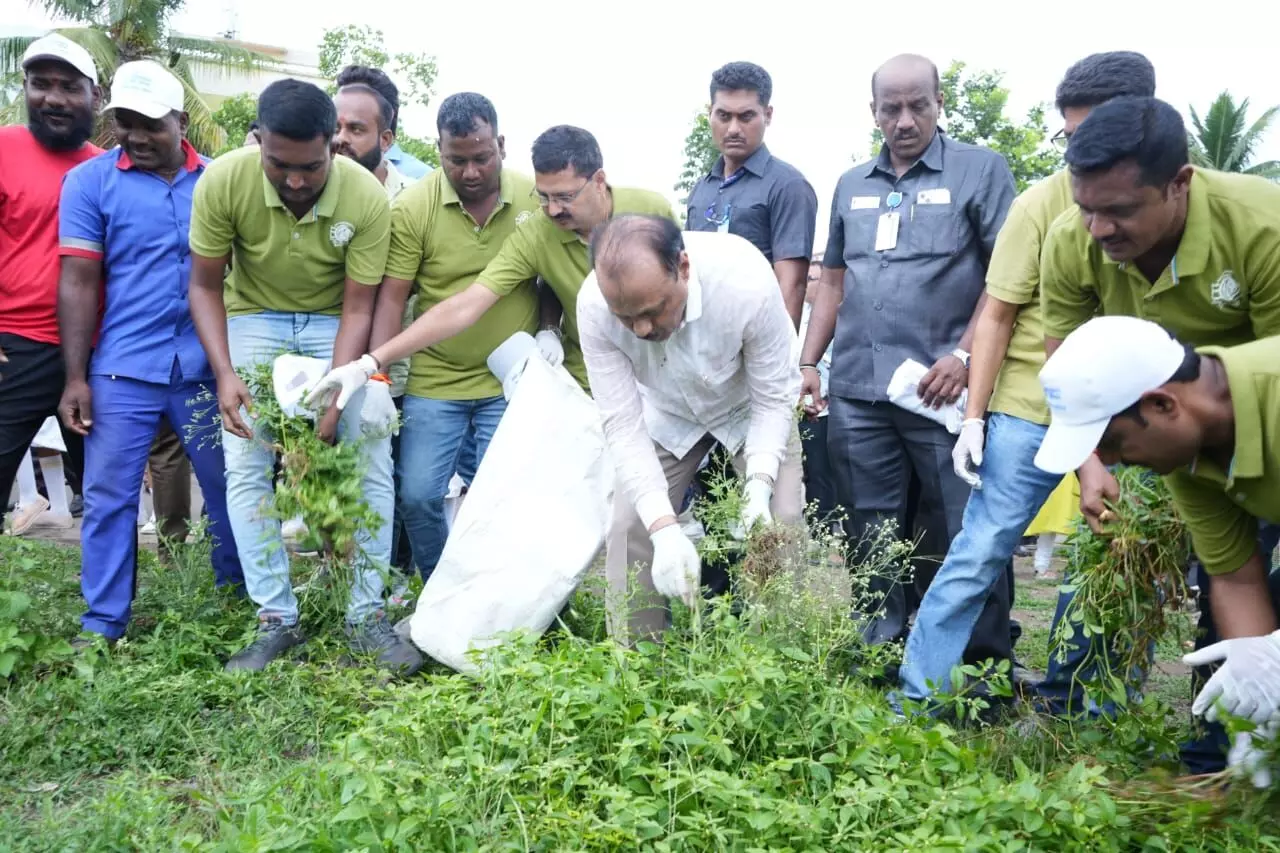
{"left": 951, "top": 348, "right": 971, "bottom": 368}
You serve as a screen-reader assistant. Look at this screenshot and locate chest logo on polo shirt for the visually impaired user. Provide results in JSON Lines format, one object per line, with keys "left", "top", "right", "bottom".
{"left": 329, "top": 221, "right": 356, "bottom": 248}
{"left": 1210, "top": 270, "right": 1241, "bottom": 308}
{"left": 515, "top": 210, "right": 533, "bottom": 225}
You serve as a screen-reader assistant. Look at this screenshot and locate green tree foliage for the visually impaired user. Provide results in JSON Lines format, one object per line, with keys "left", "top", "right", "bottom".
{"left": 210, "top": 91, "right": 256, "bottom": 156}
{"left": 318, "top": 24, "right": 439, "bottom": 166}
{"left": 1188, "top": 91, "right": 1280, "bottom": 179}
{"left": 865, "top": 61, "right": 1061, "bottom": 192}
{"left": 674, "top": 107, "right": 718, "bottom": 199}
{"left": 0, "top": 0, "right": 278, "bottom": 154}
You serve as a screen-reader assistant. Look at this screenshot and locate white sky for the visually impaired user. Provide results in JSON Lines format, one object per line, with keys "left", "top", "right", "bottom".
{"left": 6, "top": 0, "right": 1280, "bottom": 250}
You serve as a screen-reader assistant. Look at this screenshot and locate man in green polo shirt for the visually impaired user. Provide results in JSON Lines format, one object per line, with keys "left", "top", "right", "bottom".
{"left": 188, "top": 79, "right": 422, "bottom": 675}
{"left": 1038, "top": 94, "right": 1280, "bottom": 768}
{"left": 1035, "top": 315, "right": 1280, "bottom": 787}
{"left": 307, "top": 124, "right": 675, "bottom": 402}
{"left": 897, "top": 51, "right": 1157, "bottom": 707}
{"left": 361, "top": 91, "right": 540, "bottom": 585}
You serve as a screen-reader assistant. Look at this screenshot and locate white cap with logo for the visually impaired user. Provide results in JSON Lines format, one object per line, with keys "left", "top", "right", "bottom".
{"left": 22, "top": 33, "right": 98, "bottom": 85}
{"left": 1034, "top": 315, "right": 1188, "bottom": 475}
{"left": 104, "top": 60, "right": 185, "bottom": 119}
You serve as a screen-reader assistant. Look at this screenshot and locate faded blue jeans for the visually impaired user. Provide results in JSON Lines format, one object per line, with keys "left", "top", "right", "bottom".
{"left": 222, "top": 312, "right": 394, "bottom": 626}
{"left": 900, "top": 413, "right": 1061, "bottom": 701}
{"left": 397, "top": 394, "right": 506, "bottom": 580}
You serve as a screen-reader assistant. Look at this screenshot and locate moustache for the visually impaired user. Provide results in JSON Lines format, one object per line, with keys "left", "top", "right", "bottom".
{"left": 723, "top": 136, "right": 746, "bottom": 144}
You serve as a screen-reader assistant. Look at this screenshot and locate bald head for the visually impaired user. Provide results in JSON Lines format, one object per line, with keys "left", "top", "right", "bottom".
{"left": 871, "top": 54, "right": 940, "bottom": 99}
{"left": 589, "top": 215, "right": 689, "bottom": 342}
{"left": 871, "top": 53, "right": 943, "bottom": 166}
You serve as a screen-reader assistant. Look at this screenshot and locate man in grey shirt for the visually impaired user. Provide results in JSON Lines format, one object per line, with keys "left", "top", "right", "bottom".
{"left": 686, "top": 61, "right": 817, "bottom": 328}
{"left": 800, "top": 53, "right": 1017, "bottom": 661}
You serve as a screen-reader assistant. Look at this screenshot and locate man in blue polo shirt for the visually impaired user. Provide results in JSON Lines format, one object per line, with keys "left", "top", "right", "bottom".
{"left": 56, "top": 60, "right": 243, "bottom": 644}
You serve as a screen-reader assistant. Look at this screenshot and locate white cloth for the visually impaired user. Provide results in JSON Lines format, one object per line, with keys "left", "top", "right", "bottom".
{"left": 886, "top": 358, "right": 968, "bottom": 434}
{"left": 31, "top": 416, "right": 66, "bottom": 452}
{"left": 578, "top": 231, "right": 800, "bottom": 531}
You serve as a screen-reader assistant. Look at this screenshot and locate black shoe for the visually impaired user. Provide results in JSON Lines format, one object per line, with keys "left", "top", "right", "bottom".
{"left": 346, "top": 613, "right": 423, "bottom": 676}
{"left": 69, "top": 494, "right": 83, "bottom": 518}
{"left": 225, "top": 622, "right": 306, "bottom": 671}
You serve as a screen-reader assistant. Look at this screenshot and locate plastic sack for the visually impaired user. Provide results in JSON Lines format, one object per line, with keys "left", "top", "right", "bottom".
{"left": 272, "top": 353, "right": 329, "bottom": 420}
{"left": 31, "top": 416, "right": 67, "bottom": 452}
{"left": 886, "top": 358, "right": 967, "bottom": 435}
{"left": 408, "top": 335, "right": 613, "bottom": 674}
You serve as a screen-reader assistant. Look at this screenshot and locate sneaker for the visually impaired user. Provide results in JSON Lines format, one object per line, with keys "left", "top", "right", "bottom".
{"left": 224, "top": 622, "right": 306, "bottom": 672}
{"left": 346, "top": 613, "right": 423, "bottom": 676}
{"left": 69, "top": 494, "right": 83, "bottom": 518}
{"left": 25, "top": 511, "right": 74, "bottom": 533}
{"left": 7, "top": 495, "right": 50, "bottom": 535}
{"left": 140, "top": 514, "right": 157, "bottom": 535}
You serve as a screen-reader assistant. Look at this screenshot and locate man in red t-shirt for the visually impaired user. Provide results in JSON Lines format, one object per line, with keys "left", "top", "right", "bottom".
{"left": 0, "top": 33, "right": 102, "bottom": 509}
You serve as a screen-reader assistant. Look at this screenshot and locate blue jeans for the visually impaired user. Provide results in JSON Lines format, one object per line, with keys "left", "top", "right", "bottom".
{"left": 899, "top": 413, "right": 1061, "bottom": 701}
{"left": 223, "top": 312, "right": 394, "bottom": 626}
{"left": 398, "top": 394, "right": 505, "bottom": 580}
{"left": 80, "top": 362, "right": 242, "bottom": 639}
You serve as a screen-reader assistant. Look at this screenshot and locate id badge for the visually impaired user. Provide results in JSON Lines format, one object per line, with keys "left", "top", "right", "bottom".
{"left": 874, "top": 212, "right": 900, "bottom": 252}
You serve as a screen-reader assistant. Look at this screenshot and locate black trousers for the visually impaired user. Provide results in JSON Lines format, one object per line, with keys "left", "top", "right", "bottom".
{"left": 0, "top": 333, "right": 84, "bottom": 509}
{"left": 799, "top": 417, "right": 841, "bottom": 528}
{"left": 827, "top": 395, "right": 1013, "bottom": 664}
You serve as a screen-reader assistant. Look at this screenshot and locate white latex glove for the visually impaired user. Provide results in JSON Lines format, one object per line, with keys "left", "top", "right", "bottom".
{"left": 730, "top": 478, "right": 774, "bottom": 542}
{"left": 650, "top": 524, "right": 701, "bottom": 608}
{"left": 1228, "top": 727, "right": 1276, "bottom": 789}
{"left": 304, "top": 354, "right": 378, "bottom": 411}
{"left": 1183, "top": 630, "right": 1280, "bottom": 726}
{"left": 952, "top": 417, "right": 985, "bottom": 489}
{"left": 535, "top": 329, "right": 565, "bottom": 367}
{"left": 360, "top": 379, "right": 399, "bottom": 436}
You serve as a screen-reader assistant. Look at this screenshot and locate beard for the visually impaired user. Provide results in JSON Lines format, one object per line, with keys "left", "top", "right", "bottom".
{"left": 28, "top": 107, "right": 95, "bottom": 151}
{"left": 339, "top": 143, "right": 383, "bottom": 174}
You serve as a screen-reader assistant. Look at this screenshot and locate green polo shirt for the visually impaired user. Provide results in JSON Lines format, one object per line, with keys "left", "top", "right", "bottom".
{"left": 1041, "top": 168, "right": 1280, "bottom": 348}
{"left": 477, "top": 185, "right": 677, "bottom": 389}
{"left": 190, "top": 147, "right": 391, "bottom": 317}
{"left": 1163, "top": 337, "right": 1280, "bottom": 576}
{"left": 386, "top": 169, "right": 541, "bottom": 400}
{"left": 985, "top": 170, "right": 1074, "bottom": 425}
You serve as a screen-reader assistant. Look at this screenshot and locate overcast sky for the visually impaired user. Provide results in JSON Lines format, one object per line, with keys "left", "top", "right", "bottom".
{"left": 6, "top": 0, "right": 1280, "bottom": 249}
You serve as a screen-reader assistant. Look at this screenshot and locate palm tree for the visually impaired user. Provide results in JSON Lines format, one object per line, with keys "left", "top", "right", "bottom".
{"left": 0, "top": 0, "right": 279, "bottom": 154}
{"left": 1188, "top": 91, "right": 1280, "bottom": 180}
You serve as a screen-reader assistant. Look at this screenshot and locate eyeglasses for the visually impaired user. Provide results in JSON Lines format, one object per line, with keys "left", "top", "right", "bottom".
{"left": 533, "top": 171, "right": 598, "bottom": 208}
{"left": 1051, "top": 129, "right": 1071, "bottom": 153}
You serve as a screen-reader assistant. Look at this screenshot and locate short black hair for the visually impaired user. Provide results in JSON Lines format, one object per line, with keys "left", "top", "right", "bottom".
{"left": 871, "top": 54, "right": 940, "bottom": 99}
{"left": 589, "top": 214, "right": 684, "bottom": 282}
{"left": 531, "top": 125, "right": 602, "bottom": 178}
{"left": 1055, "top": 51, "right": 1156, "bottom": 113}
{"left": 257, "top": 79, "right": 336, "bottom": 142}
{"left": 1065, "top": 96, "right": 1188, "bottom": 187}
{"left": 436, "top": 92, "right": 499, "bottom": 139}
{"left": 335, "top": 65, "right": 400, "bottom": 132}
{"left": 337, "top": 83, "right": 394, "bottom": 133}
{"left": 710, "top": 61, "right": 772, "bottom": 107}
{"left": 1116, "top": 342, "right": 1201, "bottom": 425}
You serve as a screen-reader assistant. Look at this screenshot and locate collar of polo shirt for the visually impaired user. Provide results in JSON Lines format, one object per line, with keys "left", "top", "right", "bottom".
{"left": 261, "top": 159, "right": 343, "bottom": 222}
{"left": 1106, "top": 168, "right": 1212, "bottom": 283}
{"left": 1185, "top": 344, "right": 1265, "bottom": 487}
{"left": 439, "top": 167, "right": 517, "bottom": 209}
{"left": 681, "top": 256, "right": 704, "bottom": 327}
{"left": 866, "top": 128, "right": 945, "bottom": 178}
{"left": 712, "top": 143, "right": 773, "bottom": 178}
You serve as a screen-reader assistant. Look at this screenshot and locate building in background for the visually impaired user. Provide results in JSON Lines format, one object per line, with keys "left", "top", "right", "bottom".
{"left": 193, "top": 37, "right": 325, "bottom": 109}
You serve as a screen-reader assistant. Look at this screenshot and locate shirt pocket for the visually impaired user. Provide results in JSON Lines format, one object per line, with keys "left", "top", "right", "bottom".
{"left": 729, "top": 202, "right": 771, "bottom": 255}
{"left": 842, "top": 209, "right": 882, "bottom": 259}
{"left": 906, "top": 203, "right": 960, "bottom": 257}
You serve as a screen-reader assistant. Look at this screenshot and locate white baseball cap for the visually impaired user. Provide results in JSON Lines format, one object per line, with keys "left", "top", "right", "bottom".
{"left": 104, "top": 60, "right": 185, "bottom": 119}
{"left": 22, "top": 33, "right": 98, "bottom": 85}
{"left": 1034, "top": 316, "right": 1188, "bottom": 474}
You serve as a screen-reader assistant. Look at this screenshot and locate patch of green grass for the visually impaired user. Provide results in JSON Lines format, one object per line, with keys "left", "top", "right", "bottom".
{"left": 2, "top": 534, "right": 1278, "bottom": 851}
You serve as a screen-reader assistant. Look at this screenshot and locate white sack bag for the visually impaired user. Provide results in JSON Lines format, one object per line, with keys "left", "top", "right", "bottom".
{"left": 409, "top": 334, "right": 614, "bottom": 674}
{"left": 886, "top": 358, "right": 968, "bottom": 435}
{"left": 31, "top": 416, "right": 67, "bottom": 452}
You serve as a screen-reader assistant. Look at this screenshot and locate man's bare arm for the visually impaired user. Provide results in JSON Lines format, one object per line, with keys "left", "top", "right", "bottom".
{"left": 772, "top": 258, "right": 808, "bottom": 331}
{"left": 369, "top": 281, "right": 500, "bottom": 367}
{"left": 188, "top": 253, "right": 235, "bottom": 379}
{"left": 963, "top": 295, "right": 1020, "bottom": 420}
{"left": 1210, "top": 551, "right": 1280, "bottom": 639}
{"left": 57, "top": 256, "right": 102, "bottom": 383}
{"left": 369, "top": 276, "right": 414, "bottom": 353}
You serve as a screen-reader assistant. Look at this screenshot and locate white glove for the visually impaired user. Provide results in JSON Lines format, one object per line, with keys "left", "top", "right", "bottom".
{"left": 650, "top": 524, "right": 701, "bottom": 608}
{"left": 360, "top": 379, "right": 399, "bottom": 436}
{"left": 952, "top": 417, "right": 985, "bottom": 489}
{"left": 1228, "top": 727, "right": 1276, "bottom": 789}
{"left": 730, "top": 477, "right": 774, "bottom": 541}
{"left": 304, "top": 354, "right": 379, "bottom": 411}
{"left": 1183, "top": 630, "right": 1280, "bottom": 726}
{"left": 535, "top": 329, "right": 564, "bottom": 367}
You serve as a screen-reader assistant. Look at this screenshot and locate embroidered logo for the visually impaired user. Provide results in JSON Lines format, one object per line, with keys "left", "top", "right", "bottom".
{"left": 329, "top": 221, "right": 355, "bottom": 248}
{"left": 1210, "top": 270, "right": 1241, "bottom": 308}
{"left": 515, "top": 210, "right": 533, "bottom": 225}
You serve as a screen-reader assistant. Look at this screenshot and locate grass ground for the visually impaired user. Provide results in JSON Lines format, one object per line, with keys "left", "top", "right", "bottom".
{"left": 1, "top": 531, "right": 1277, "bottom": 851}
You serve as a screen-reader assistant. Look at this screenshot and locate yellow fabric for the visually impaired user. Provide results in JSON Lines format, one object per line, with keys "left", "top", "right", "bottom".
{"left": 1025, "top": 473, "right": 1080, "bottom": 537}
{"left": 985, "top": 170, "right": 1074, "bottom": 425}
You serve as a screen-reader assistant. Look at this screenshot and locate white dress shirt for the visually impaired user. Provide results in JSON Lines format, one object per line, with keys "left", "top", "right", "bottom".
{"left": 578, "top": 230, "right": 800, "bottom": 530}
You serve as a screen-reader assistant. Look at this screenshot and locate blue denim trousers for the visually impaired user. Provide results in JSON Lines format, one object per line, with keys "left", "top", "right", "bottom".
{"left": 222, "top": 312, "right": 394, "bottom": 626}
{"left": 397, "top": 394, "right": 506, "bottom": 580}
{"left": 899, "top": 413, "right": 1062, "bottom": 701}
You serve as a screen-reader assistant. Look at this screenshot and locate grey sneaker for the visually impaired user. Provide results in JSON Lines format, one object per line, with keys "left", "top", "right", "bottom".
{"left": 347, "top": 613, "right": 423, "bottom": 676}
{"left": 225, "top": 622, "right": 306, "bottom": 672}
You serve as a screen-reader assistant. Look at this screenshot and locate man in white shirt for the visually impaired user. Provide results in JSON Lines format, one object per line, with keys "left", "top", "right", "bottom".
{"left": 578, "top": 215, "right": 804, "bottom": 642}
